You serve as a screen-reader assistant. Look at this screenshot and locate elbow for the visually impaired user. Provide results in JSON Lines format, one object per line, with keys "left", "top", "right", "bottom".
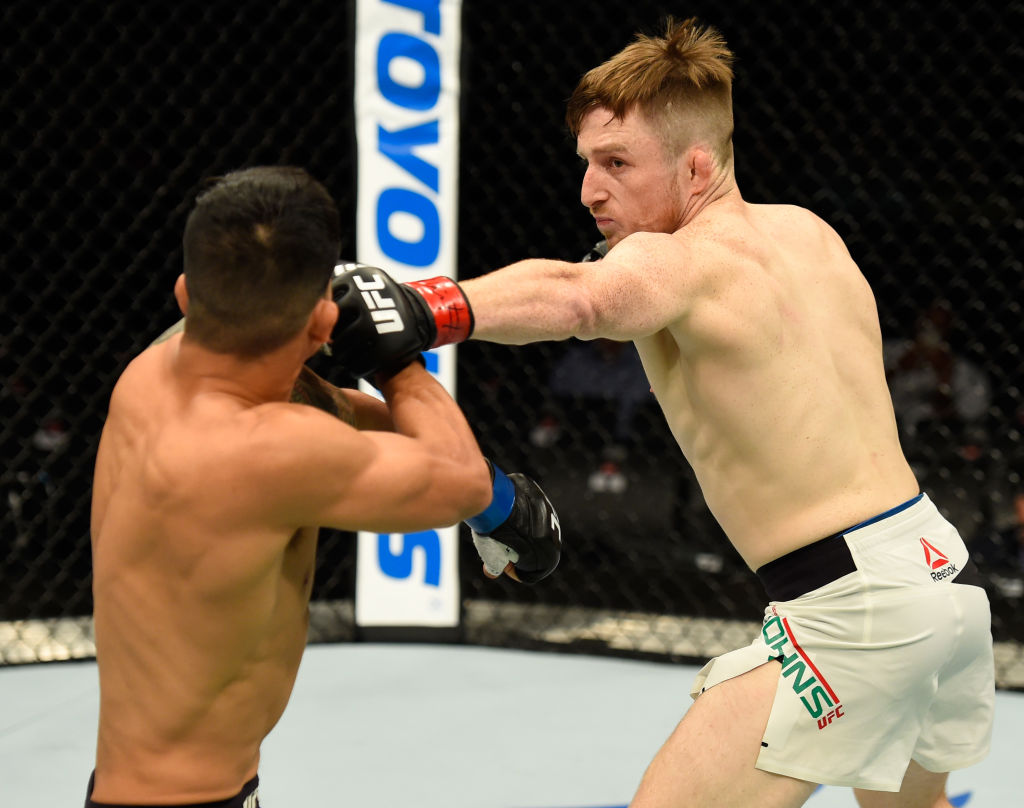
{"left": 572, "top": 299, "right": 603, "bottom": 340}
{"left": 552, "top": 264, "right": 603, "bottom": 340}
{"left": 566, "top": 293, "right": 608, "bottom": 341}
{"left": 439, "top": 460, "right": 493, "bottom": 526}
{"left": 460, "top": 463, "right": 495, "bottom": 522}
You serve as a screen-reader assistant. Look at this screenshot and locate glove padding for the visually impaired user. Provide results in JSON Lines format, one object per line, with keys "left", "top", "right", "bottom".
{"left": 330, "top": 262, "right": 473, "bottom": 381}
{"left": 472, "top": 532, "right": 520, "bottom": 577}
{"left": 582, "top": 239, "right": 609, "bottom": 262}
{"left": 330, "top": 263, "right": 431, "bottom": 380}
{"left": 470, "top": 473, "right": 561, "bottom": 584}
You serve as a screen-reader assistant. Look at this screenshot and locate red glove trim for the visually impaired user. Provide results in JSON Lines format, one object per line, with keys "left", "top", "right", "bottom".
{"left": 405, "top": 277, "right": 475, "bottom": 347}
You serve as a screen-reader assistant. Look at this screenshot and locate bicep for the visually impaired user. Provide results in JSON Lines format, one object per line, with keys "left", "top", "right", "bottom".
{"left": 465, "top": 236, "right": 697, "bottom": 345}
{"left": 321, "top": 432, "right": 474, "bottom": 531}
{"left": 264, "top": 411, "right": 483, "bottom": 534}
{"left": 341, "top": 388, "right": 395, "bottom": 432}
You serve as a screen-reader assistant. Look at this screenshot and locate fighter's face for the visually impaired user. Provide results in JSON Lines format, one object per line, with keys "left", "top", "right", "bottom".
{"left": 577, "top": 106, "right": 686, "bottom": 248}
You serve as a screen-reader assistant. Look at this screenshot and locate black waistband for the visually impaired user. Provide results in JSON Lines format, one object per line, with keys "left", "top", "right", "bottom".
{"left": 754, "top": 494, "right": 927, "bottom": 601}
{"left": 755, "top": 500, "right": 982, "bottom": 601}
{"left": 756, "top": 530, "right": 857, "bottom": 602}
{"left": 85, "top": 773, "right": 259, "bottom": 808}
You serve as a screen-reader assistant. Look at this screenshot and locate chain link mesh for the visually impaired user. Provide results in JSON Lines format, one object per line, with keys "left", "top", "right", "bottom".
{"left": 2, "top": 0, "right": 1022, "bottom": 686}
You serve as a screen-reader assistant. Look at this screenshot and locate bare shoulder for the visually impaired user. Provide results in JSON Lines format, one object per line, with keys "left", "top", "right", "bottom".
{"left": 759, "top": 203, "right": 851, "bottom": 254}
{"left": 237, "top": 400, "right": 363, "bottom": 464}
{"left": 105, "top": 341, "right": 174, "bottom": 421}
{"left": 604, "top": 230, "right": 705, "bottom": 286}
{"left": 753, "top": 204, "right": 876, "bottom": 315}
{"left": 610, "top": 230, "right": 692, "bottom": 267}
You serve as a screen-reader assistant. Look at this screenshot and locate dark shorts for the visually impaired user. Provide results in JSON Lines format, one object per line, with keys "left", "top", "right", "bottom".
{"left": 85, "top": 772, "right": 260, "bottom": 808}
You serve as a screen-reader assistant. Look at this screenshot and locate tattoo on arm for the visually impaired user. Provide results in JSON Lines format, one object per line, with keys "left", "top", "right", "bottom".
{"left": 291, "top": 365, "right": 356, "bottom": 426}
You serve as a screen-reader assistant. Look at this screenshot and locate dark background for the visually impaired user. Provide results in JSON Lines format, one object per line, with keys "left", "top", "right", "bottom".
{"left": 2, "top": 1, "right": 1022, "bottom": 676}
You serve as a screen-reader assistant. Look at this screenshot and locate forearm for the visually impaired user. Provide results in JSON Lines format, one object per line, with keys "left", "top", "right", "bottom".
{"left": 379, "top": 363, "right": 485, "bottom": 466}
{"left": 346, "top": 391, "right": 396, "bottom": 431}
{"left": 461, "top": 259, "right": 595, "bottom": 345}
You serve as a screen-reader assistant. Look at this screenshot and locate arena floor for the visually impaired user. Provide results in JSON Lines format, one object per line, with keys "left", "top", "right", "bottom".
{"left": 1, "top": 643, "right": 1018, "bottom": 807}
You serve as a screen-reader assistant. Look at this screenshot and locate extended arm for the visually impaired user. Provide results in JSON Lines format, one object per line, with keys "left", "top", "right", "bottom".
{"left": 463, "top": 233, "right": 693, "bottom": 344}
{"left": 331, "top": 234, "right": 693, "bottom": 363}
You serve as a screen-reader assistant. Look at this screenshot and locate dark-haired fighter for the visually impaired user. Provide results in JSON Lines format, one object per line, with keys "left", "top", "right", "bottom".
{"left": 88, "top": 166, "right": 557, "bottom": 807}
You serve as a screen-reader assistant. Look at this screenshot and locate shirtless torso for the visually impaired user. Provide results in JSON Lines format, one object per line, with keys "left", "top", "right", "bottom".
{"left": 91, "top": 339, "right": 315, "bottom": 802}
{"left": 463, "top": 106, "right": 919, "bottom": 570}
{"left": 633, "top": 202, "right": 920, "bottom": 568}
{"left": 90, "top": 331, "right": 490, "bottom": 803}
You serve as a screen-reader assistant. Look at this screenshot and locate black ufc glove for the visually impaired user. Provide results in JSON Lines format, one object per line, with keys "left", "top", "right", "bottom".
{"left": 465, "top": 461, "right": 561, "bottom": 584}
{"left": 330, "top": 262, "right": 473, "bottom": 381}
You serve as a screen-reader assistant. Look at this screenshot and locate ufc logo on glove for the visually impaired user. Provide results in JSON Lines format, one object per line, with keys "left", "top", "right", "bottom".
{"left": 353, "top": 273, "right": 405, "bottom": 334}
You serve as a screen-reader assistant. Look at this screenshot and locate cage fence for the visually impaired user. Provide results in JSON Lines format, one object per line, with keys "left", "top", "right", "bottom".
{"left": 2, "top": 0, "right": 1022, "bottom": 688}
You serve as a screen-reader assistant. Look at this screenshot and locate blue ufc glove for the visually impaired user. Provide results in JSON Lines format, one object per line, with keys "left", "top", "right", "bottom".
{"left": 465, "top": 461, "right": 561, "bottom": 584}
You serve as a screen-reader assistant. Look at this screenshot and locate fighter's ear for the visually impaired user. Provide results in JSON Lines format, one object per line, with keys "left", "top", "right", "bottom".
{"left": 685, "top": 145, "right": 715, "bottom": 193}
{"left": 308, "top": 295, "right": 338, "bottom": 346}
{"left": 174, "top": 274, "right": 189, "bottom": 316}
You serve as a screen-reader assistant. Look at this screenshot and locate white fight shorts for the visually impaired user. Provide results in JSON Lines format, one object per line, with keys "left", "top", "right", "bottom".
{"left": 691, "top": 493, "right": 994, "bottom": 791}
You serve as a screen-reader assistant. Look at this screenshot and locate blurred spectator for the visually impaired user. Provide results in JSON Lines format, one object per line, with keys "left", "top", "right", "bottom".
{"left": 972, "top": 443, "right": 1024, "bottom": 589}
{"left": 32, "top": 416, "right": 70, "bottom": 454}
{"left": 530, "top": 338, "right": 650, "bottom": 492}
{"left": 1, "top": 342, "right": 69, "bottom": 551}
{"left": 883, "top": 299, "right": 991, "bottom": 446}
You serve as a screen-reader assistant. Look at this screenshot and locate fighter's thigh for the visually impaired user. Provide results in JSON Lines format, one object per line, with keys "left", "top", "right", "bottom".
{"left": 853, "top": 761, "right": 951, "bottom": 808}
{"left": 630, "top": 661, "right": 817, "bottom": 808}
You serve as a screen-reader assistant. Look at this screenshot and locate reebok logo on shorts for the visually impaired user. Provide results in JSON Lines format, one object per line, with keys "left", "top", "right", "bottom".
{"left": 920, "top": 537, "right": 958, "bottom": 581}
{"left": 920, "top": 537, "right": 949, "bottom": 569}
{"left": 762, "top": 615, "right": 844, "bottom": 730}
